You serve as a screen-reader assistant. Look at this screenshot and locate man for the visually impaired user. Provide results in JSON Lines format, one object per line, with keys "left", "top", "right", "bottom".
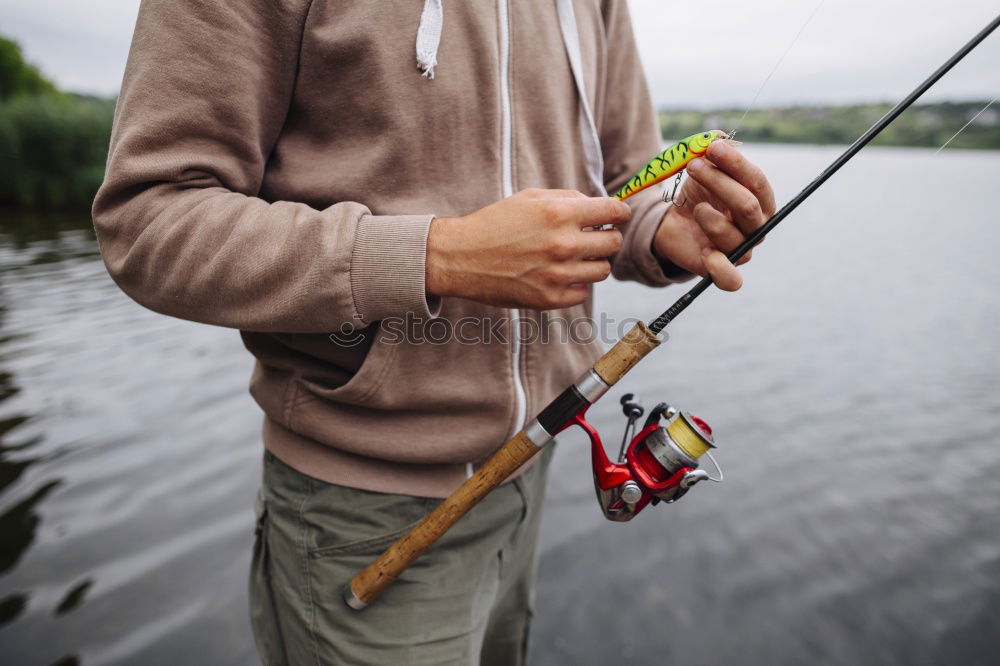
{"left": 93, "top": 1, "right": 774, "bottom": 664}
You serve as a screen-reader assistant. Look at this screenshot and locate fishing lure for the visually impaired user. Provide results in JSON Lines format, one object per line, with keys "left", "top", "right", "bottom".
{"left": 612, "top": 129, "right": 729, "bottom": 202}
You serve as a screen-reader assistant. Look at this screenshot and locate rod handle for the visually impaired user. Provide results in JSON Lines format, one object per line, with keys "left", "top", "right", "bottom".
{"left": 593, "top": 321, "right": 660, "bottom": 385}
{"left": 344, "top": 429, "right": 541, "bottom": 609}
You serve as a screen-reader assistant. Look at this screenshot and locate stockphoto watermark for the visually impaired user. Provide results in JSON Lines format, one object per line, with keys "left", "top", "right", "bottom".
{"left": 328, "top": 312, "right": 644, "bottom": 347}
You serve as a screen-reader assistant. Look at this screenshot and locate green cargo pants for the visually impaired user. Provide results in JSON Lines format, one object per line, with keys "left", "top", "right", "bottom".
{"left": 249, "top": 447, "right": 554, "bottom": 665}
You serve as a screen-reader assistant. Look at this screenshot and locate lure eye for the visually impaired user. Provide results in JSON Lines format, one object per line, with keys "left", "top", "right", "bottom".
{"left": 703, "top": 133, "right": 710, "bottom": 138}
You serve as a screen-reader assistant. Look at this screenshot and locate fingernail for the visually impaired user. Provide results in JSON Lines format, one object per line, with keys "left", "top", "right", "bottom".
{"left": 701, "top": 247, "right": 712, "bottom": 258}
{"left": 710, "top": 141, "right": 729, "bottom": 159}
{"left": 688, "top": 158, "right": 704, "bottom": 172}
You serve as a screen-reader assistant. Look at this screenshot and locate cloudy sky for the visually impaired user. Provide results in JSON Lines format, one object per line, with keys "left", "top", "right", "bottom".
{"left": 4, "top": 0, "right": 998, "bottom": 108}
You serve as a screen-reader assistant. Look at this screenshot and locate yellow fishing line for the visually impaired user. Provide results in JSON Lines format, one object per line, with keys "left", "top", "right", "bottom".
{"left": 667, "top": 416, "right": 712, "bottom": 460}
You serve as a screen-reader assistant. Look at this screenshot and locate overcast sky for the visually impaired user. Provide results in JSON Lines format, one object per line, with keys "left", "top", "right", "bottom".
{"left": 3, "top": 0, "right": 998, "bottom": 108}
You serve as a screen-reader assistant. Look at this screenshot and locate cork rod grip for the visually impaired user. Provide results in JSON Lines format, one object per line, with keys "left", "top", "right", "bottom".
{"left": 592, "top": 321, "right": 660, "bottom": 385}
{"left": 345, "top": 429, "right": 541, "bottom": 609}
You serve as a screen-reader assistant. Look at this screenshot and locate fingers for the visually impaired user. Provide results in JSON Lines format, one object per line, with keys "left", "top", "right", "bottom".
{"left": 548, "top": 259, "right": 612, "bottom": 287}
{"left": 540, "top": 262, "right": 611, "bottom": 308}
{"left": 691, "top": 203, "right": 753, "bottom": 265}
{"left": 519, "top": 188, "right": 587, "bottom": 200}
{"left": 569, "top": 197, "right": 632, "bottom": 229}
{"left": 519, "top": 189, "right": 631, "bottom": 229}
{"left": 704, "top": 141, "right": 777, "bottom": 217}
{"left": 553, "top": 283, "right": 591, "bottom": 308}
{"left": 686, "top": 157, "right": 766, "bottom": 238}
{"left": 702, "top": 249, "right": 743, "bottom": 292}
{"left": 576, "top": 228, "right": 623, "bottom": 258}
{"left": 692, "top": 202, "right": 740, "bottom": 252}
{"left": 680, "top": 176, "right": 727, "bottom": 214}
{"left": 571, "top": 259, "right": 614, "bottom": 284}
{"left": 542, "top": 249, "right": 614, "bottom": 283}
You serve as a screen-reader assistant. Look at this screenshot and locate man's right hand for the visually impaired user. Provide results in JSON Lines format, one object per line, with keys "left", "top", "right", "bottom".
{"left": 425, "top": 189, "right": 629, "bottom": 310}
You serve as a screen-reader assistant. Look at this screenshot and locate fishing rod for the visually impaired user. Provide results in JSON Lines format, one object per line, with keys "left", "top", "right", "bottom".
{"left": 344, "top": 13, "right": 1000, "bottom": 610}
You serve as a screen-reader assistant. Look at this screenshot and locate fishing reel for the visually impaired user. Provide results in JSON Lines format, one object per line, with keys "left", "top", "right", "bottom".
{"left": 568, "top": 393, "right": 722, "bottom": 522}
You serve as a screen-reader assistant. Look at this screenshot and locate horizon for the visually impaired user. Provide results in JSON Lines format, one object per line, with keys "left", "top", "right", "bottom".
{"left": 3, "top": 1, "right": 997, "bottom": 108}
{"left": 50, "top": 85, "right": 997, "bottom": 112}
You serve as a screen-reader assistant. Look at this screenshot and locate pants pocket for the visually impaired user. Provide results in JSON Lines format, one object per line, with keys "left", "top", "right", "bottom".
{"left": 308, "top": 512, "right": 429, "bottom": 558}
{"left": 248, "top": 490, "right": 288, "bottom": 666}
{"left": 301, "top": 480, "right": 436, "bottom": 559}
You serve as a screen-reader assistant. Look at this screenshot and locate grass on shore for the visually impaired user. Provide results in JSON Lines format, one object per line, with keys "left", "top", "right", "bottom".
{"left": 659, "top": 101, "right": 1000, "bottom": 150}
{"left": 0, "top": 94, "right": 114, "bottom": 211}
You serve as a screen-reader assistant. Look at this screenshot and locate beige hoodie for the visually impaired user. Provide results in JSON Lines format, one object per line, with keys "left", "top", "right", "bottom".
{"left": 93, "top": 0, "right": 687, "bottom": 497}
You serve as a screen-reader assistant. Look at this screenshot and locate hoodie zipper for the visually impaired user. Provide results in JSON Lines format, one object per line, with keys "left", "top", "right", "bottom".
{"left": 498, "top": 0, "right": 527, "bottom": 438}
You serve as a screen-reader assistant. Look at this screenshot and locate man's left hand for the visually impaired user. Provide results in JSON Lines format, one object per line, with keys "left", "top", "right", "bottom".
{"left": 652, "top": 140, "right": 776, "bottom": 291}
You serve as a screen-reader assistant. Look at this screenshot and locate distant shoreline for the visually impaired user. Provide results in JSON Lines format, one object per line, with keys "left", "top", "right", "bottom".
{"left": 658, "top": 100, "right": 999, "bottom": 150}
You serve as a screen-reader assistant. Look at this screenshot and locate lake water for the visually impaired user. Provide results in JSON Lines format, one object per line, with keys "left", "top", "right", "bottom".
{"left": 0, "top": 145, "right": 998, "bottom": 665}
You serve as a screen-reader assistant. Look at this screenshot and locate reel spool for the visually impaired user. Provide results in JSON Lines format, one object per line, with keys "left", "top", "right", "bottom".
{"left": 565, "top": 393, "right": 722, "bottom": 522}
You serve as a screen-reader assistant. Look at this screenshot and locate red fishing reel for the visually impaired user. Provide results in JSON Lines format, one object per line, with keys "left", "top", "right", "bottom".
{"left": 567, "top": 393, "right": 722, "bottom": 522}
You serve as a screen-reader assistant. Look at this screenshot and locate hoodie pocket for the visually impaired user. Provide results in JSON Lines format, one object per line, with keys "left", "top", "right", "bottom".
{"left": 292, "top": 324, "right": 400, "bottom": 411}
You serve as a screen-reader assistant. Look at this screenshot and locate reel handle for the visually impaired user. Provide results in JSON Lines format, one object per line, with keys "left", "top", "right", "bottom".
{"left": 619, "top": 393, "right": 644, "bottom": 420}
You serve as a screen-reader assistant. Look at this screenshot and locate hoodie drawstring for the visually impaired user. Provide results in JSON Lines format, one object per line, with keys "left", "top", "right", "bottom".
{"left": 416, "top": 0, "right": 443, "bottom": 78}
{"left": 555, "top": 0, "right": 606, "bottom": 195}
{"left": 416, "top": 0, "right": 604, "bottom": 195}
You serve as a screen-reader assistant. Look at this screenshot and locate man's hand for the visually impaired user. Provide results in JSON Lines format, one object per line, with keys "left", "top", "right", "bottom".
{"left": 426, "top": 189, "right": 629, "bottom": 309}
{"left": 653, "top": 141, "right": 776, "bottom": 291}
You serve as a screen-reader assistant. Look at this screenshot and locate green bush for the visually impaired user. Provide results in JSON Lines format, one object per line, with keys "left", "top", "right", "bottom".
{"left": 0, "top": 35, "right": 114, "bottom": 212}
{"left": 659, "top": 101, "right": 1000, "bottom": 150}
{"left": 0, "top": 37, "right": 57, "bottom": 101}
{"left": 0, "top": 95, "right": 114, "bottom": 210}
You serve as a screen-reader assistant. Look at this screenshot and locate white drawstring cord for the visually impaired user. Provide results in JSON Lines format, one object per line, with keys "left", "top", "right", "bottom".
{"left": 416, "top": 0, "right": 603, "bottom": 198}
{"left": 416, "top": 0, "right": 443, "bottom": 78}
{"left": 555, "top": 0, "right": 606, "bottom": 195}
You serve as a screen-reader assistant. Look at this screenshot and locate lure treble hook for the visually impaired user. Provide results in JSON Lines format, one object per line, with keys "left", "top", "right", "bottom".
{"left": 662, "top": 171, "right": 687, "bottom": 208}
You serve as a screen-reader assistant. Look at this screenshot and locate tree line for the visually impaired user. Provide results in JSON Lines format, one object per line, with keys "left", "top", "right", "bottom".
{"left": 1, "top": 37, "right": 114, "bottom": 212}
{"left": 1, "top": 35, "right": 996, "bottom": 214}
{"left": 660, "top": 102, "right": 999, "bottom": 150}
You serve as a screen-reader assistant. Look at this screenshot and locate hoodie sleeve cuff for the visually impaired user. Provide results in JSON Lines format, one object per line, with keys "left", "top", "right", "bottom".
{"left": 632, "top": 200, "right": 691, "bottom": 285}
{"left": 647, "top": 217, "right": 695, "bottom": 282}
{"left": 612, "top": 189, "right": 693, "bottom": 287}
{"left": 350, "top": 213, "right": 441, "bottom": 324}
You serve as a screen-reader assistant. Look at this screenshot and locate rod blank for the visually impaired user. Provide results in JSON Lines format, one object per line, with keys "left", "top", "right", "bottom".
{"left": 649, "top": 12, "right": 1000, "bottom": 335}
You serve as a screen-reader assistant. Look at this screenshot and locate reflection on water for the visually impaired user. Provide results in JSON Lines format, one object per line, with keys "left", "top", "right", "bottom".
{"left": 55, "top": 580, "right": 93, "bottom": 617}
{"left": 0, "top": 217, "right": 260, "bottom": 666}
{"left": 0, "top": 592, "right": 28, "bottom": 628}
{"left": 0, "top": 292, "right": 49, "bottom": 637}
{"left": 0, "top": 480, "right": 63, "bottom": 576}
{"left": 0, "top": 145, "right": 997, "bottom": 665}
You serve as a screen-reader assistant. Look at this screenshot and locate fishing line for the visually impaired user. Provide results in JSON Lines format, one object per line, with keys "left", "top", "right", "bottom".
{"left": 728, "top": 0, "right": 826, "bottom": 139}
{"left": 663, "top": 1, "right": 825, "bottom": 205}
{"left": 650, "top": 12, "right": 1000, "bottom": 334}
{"left": 936, "top": 95, "right": 998, "bottom": 152}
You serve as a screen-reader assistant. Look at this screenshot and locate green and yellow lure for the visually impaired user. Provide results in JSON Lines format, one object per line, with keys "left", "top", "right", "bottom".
{"left": 613, "top": 130, "right": 728, "bottom": 201}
